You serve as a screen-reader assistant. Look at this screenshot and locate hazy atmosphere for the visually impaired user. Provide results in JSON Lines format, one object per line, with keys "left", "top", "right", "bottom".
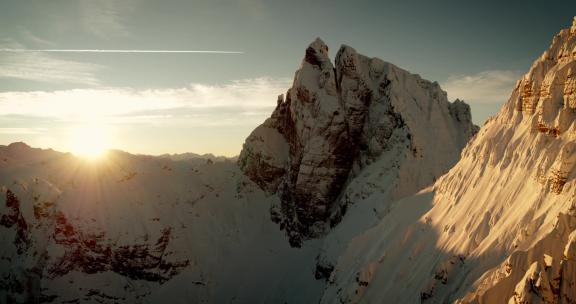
{"left": 1, "top": 0, "right": 575, "bottom": 156}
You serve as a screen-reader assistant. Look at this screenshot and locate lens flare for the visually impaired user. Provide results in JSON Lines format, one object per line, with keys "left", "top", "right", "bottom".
{"left": 68, "top": 124, "right": 112, "bottom": 160}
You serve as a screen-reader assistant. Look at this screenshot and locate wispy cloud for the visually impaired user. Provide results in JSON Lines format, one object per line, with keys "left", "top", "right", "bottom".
{"left": 0, "top": 77, "right": 290, "bottom": 126}
{"left": 79, "top": 0, "right": 134, "bottom": 39}
{"left": 0, "top": 41, "right": 103, "bottom": 85}
{"left": 18, "top": 29, "right": 56, "bottom": 47}
{"left": 441, "top": 70, "right": 521, "bottom": 104}
{"left": 237, "top": 0, "right": 268, "bottom": 19}
{"left": 0, "top": 128, "right": 46, "bottom": 135}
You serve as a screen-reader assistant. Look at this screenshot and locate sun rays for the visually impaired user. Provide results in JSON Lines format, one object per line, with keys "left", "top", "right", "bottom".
{"left": 68, "top": 123, "right": 113, "bottom": 161}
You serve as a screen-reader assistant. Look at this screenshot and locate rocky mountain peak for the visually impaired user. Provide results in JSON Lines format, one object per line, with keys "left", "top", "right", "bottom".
{"left": 305, "top": 38, "right": 330, "bottom": 67}
{"left": 492, "top": 17, "right": 576, "bottom": 194}
{"left": 508, "top": 17, "right": 576, "bottom": 121}
{"left": 239, "top": 39, "right": 478, "bottom": 246}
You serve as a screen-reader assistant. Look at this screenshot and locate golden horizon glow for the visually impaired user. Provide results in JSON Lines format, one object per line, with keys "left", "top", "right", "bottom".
{"left": 68, "top": 124, "right": 113, "bottom": 161}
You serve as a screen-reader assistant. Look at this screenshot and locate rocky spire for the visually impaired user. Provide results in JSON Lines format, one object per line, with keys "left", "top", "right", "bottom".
{"left": 239, "top": 38, "right": 478, "bottom": 246}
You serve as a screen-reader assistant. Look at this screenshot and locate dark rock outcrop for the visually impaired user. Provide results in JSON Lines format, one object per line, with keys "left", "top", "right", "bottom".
{"left": 0, "top": 188, "right": 189, "bottom": 303}
{"left": 239, "top": 38, "right": 478, "bottom": 246}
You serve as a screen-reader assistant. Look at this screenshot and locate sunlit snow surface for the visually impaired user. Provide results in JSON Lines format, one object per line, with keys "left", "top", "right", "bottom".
{"left": 322, "top": 19, "right": 576, "bottom": 304}
{"left": 0, "top": 147, "right": 323, "bottom": 303}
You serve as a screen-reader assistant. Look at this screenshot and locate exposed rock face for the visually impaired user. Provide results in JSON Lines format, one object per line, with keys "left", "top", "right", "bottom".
{"left": 503, "top": 19, "right": 576, "bottom": 195}
{"left": 239, "top": 38, "right": 477, "bottom": 246}
{"left": 515, "top": 19, "right": 576, "bottom": 130}
{"left": 502, "top": 215, "right": 576, "bottom": 304}
{"left": 0, "top": 190, "right": 30, "bottom": 254}
{"left": 0, "top": 184, "right": 189, "bottom": 303}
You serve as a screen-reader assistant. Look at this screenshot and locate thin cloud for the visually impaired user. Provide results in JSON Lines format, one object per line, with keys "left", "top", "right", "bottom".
{"left": 441, "top": 70, "right": 521, "bottom": 104}
{"left": 79, "top": 0, "right": 134, "bottom": 39}
{"left": 0, "top": 49, "right": 244, "bottom": 54}
{"left": 0, "top": 77, "right": 290, "bottom": 126}
{"left": 0, "top": 128, "right": 46, "bottom": 135}
{"left": 18, "top": 29, "right": 56, "bottom": 47}
{"left": 0, "top": 41, "right": 103, "bottom": 85}
{"left": 237, "top": 0, "right": 268, "bottom": 19}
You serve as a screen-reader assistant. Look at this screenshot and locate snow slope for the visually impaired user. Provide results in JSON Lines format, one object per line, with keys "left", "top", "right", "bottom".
{"left": 0, "top": 144, "right": 324, "bottom": 303}
{"left": 321, "top": 17, "right": 576, "bottom": 304}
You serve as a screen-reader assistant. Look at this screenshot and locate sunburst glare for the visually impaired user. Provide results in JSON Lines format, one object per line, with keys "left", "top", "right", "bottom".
{"left": 68, "top": 124, "right": 113, "bottom": 160}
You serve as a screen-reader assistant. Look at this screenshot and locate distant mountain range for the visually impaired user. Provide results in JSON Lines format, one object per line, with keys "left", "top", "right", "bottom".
{"left": 158, "top": 152, "right": 236, "bottom": 163}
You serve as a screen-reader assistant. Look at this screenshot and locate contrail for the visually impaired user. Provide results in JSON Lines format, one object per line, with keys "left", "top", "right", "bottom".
{"left": 0, "top": 49, "right": 243, "bottom": 54}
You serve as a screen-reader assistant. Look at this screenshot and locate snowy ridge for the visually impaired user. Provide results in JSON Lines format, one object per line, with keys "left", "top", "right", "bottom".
{"left": 320, "top": 17, "right": 576, "bottom": 304}
{"left": 0, "top": 144, "right": 324, "bottom": 303}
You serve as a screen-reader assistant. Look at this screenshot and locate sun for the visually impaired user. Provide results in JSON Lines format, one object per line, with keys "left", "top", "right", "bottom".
{"left": 69, "top": 124, "right": 112, "bottom": 160}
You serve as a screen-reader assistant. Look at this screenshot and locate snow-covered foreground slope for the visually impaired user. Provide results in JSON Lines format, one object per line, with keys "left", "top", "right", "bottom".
{"left": 0, "top": 144, "right": 324, "bottom": 303}
{"left": 321, "top": 18, "right": 576, "bottom": 304}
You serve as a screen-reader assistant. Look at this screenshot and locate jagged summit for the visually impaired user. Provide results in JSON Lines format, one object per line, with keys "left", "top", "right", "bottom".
{"left": 305, "top": 37, "right": 330, "bottom": 66}
{"left": 239, "top": 38, "right": 477, "bottom": 246}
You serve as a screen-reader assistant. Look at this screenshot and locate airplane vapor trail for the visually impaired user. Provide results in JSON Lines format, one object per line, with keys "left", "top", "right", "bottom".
{"left": 0, "top": 49, "right": 244, "bottom": 54}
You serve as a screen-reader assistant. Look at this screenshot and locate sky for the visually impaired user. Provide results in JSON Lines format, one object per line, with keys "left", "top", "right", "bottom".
{"left": 0, "top": 0, "right": 575, "bottom": 156}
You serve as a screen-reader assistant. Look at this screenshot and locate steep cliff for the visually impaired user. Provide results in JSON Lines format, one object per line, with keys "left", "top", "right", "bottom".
{"left": 239, "top": 38, "right": 477, "bottom": 246}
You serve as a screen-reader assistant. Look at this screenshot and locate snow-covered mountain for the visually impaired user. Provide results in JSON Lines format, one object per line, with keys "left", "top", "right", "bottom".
{"left": 157, "top": 152, "right": 235, "bottom": 163}
{"left": 239, "top": 38, "right": 476, "bottom": 247}
{"left": 320, "top": 17, "right": 576, "bottom": 304}
{"left": 0, "top": 143, "right": 326, "bottom": 303}
{"left": 1, "top": 17, "right": 574, "bottom": 304}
